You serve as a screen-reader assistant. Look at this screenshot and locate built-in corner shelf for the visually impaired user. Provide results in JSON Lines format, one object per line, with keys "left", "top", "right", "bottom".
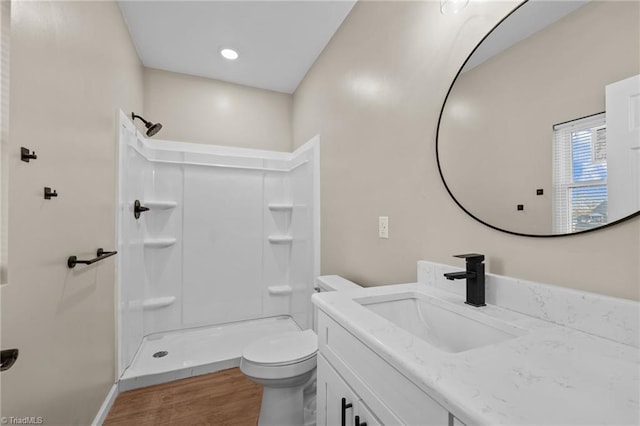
{"left": 268, "top": 235, "right": 293, "bottom": 244}
{"left": 143, "top": 200, "right": 178, "bottom": 210}
{"left": 143, "top": 296, "right": 176, "bottom": 310}
{"left": 267, "top": 285, "right": 292, "bottom": 296}
{"left": 268, "top": 203, "right": 293, "bottom": 212}
{"left": 144, "top": 238, "right": 177, "bottom": 248}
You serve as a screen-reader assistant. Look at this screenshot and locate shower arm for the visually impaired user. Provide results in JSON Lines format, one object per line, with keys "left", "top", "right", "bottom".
{"left": 131, "top": 113, "right": 150, "bottom": 126}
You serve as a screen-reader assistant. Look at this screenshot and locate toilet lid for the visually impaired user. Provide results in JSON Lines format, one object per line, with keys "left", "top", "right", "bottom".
{"left": 242, "top": 330, "right": 317, "bottom": 365}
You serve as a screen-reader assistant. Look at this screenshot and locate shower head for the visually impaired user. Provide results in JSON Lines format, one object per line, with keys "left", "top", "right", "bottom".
{"left": 131, "top": 113, "right": 163, "bottom": 138}
{"left": 146, "top": 122, "right": 163, "bottom": 137}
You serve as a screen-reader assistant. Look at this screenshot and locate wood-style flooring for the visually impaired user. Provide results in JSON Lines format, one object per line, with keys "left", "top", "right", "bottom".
{"left": 104, "top": 368, "right": 262, "bottom": 426}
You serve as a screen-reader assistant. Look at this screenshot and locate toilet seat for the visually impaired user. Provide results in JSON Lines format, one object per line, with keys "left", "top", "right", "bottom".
{"left": 241, "top": 354, "right": 317, "bottom": 381}
{"left": 240, "top": 330, "right": 318, "bottom": 381}
{"left": 242, "top": 329, "right": 317, "bottom": 366}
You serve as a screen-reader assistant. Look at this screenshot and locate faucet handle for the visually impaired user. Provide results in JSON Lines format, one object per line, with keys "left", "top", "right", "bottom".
{"left": 453, "top": 253, "right": 484, "bottom": 263}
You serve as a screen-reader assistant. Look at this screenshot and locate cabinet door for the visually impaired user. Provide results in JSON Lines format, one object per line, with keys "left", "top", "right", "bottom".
{"left": 317, "top": 354, "right": 358, "bottom": 426}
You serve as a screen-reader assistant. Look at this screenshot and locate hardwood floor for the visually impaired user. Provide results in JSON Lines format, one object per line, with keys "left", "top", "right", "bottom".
{"left": 104, "top": 368, "right": 262, "bottom": 426}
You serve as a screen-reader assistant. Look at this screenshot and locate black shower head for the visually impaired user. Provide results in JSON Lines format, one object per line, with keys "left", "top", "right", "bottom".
{"left": 146, "top": 122, "right": 163, "bottom": 137}
{"left": 131, "top": 113, "right": 163, "bottom": 138}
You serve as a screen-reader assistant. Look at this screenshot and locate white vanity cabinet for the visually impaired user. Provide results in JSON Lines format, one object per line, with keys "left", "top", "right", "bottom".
{"left": 317, "top": 355, "right": 382, "bottom": 426}
{"left": 316, "top": 311, "right": 452, "bottom": 426}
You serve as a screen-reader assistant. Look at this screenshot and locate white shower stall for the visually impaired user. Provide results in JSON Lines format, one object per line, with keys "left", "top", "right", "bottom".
{"left": 116, "top": 112, "right": 319, "bottom": 389}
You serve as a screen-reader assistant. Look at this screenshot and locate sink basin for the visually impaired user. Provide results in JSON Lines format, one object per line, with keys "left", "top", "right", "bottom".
{"left": 356, "top": 292, "right": 525, "bottom": 353}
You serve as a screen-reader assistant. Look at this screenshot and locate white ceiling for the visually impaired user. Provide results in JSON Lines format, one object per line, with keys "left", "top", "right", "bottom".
{"left": 118, "top": 1, "right": 356, "bottom": 94}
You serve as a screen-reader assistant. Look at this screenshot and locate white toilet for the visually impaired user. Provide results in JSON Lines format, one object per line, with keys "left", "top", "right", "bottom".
{"left": 240, "top": 276, "right": 360, "bottom": 426}
{"left": 240, "top": 329, "right": 318, "bottom": 426}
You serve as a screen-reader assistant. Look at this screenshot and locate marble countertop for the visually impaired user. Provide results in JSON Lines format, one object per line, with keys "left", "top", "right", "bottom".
{"left": 312, "top": 283, "right": 640, "bottom": 425}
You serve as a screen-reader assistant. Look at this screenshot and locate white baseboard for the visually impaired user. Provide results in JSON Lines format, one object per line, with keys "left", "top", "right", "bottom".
{"left": 91, "top": 383, "right": 119, "bottom": 426}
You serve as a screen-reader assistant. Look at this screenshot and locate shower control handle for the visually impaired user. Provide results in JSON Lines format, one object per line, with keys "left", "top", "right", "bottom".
{"left": 134, "top": 200, "right": 149, "bottom": 219}
{"left": 341, "top": 398, "right": 353, "bottom": 426}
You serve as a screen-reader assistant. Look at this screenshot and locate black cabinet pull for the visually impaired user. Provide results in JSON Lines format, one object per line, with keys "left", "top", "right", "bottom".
{"left": 341, "top": 397, "right": 353, "bottom": 426}
{"left": 355, "top": 415, "right": 367, "bottom": 426}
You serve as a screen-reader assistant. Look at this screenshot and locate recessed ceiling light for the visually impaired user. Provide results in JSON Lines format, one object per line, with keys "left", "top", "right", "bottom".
{"left": 220, "top": 48, "right": 239, "bottom": 60}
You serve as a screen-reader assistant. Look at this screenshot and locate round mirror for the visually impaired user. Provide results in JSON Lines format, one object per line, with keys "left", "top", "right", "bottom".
{"left": 437, "top": 0, "right": 640, "bottom": 236}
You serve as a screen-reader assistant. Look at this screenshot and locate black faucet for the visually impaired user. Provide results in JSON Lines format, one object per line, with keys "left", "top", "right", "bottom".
{"left": 444, "top": 254, "right": 486, "bottom": 307}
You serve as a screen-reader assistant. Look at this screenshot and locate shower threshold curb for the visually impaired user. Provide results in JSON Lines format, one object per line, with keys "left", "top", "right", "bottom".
{"left": 118, "top": 358, "right": 240, "bottom": 392}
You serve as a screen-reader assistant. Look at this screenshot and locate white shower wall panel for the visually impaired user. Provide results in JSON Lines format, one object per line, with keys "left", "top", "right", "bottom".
{"left": 262, "top": 172, "right": 292, "bottom": 317}
{"left": 143, "top": 163, "right": 183, "bottom": 335}
{"left": 118, "top": 125, "right": 151, "bottom": 375}
{"left": 182, "top": 166, "right": 264, "bottom": 326}
{"left": 290, "top": 138, "right": 319, "bottom": 329}
{"left": 290, "top": 161, "right": 314, "bottom": 329}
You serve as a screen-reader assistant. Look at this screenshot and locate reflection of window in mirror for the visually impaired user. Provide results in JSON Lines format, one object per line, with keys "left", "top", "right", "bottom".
{"left": 0, "top": 0, "right": 9, "bottom": 285}
{"left": 553, "top": 113, "right": 607, "bottom": 234}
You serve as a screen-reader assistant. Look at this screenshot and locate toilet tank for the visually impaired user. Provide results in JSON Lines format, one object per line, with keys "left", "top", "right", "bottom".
{"left": 315, "top": 275, "right": 361, "bottom": 292}
{"left": 312, "top": 276, "right": 361, "bottom": 332}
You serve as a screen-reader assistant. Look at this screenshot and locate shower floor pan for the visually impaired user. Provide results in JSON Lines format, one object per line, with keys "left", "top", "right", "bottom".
{"left": 119, "top": 316, "right": 300, "bottom": 391}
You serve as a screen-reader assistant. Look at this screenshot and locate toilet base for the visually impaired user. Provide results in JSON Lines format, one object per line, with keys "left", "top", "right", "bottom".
{"left": 239, "top": 330, "right": 318, "bottom": 426}
{"left": 303, "top": 378, "right": 317, "bottom": 426}
{"left": 258, "top": 384, "right": 304, "bottom": 426}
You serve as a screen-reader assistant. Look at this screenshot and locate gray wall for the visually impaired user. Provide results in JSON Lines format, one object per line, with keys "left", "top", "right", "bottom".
{"left": 144, "top": 67, "right": 293, "bottom": 151}
{"left": 1, "top": 1, "right": 143, "bottom": 424}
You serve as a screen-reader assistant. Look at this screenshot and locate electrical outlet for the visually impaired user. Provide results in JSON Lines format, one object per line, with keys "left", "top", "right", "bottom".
{"left": 379, "top": 216, "right": 389, "bottom": 239}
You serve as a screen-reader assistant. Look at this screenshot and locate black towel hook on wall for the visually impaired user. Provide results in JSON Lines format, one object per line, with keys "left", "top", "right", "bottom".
{"left": 21, "top": 147, "right": 37, "bottom": 162}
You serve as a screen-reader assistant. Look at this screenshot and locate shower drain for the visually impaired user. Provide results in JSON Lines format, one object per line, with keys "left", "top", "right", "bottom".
{"left": 152, "top": 351, "right": 168, "bottom": 358}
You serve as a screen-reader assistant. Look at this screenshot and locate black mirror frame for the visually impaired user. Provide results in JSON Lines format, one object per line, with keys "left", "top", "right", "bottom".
{"left": 435, "top": 0, "right": 640, "bottom": 238}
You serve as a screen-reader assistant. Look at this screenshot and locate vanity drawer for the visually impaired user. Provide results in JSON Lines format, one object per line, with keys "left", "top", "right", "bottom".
{"left": 318, "top": 311, "right": 449, "bottom": 426}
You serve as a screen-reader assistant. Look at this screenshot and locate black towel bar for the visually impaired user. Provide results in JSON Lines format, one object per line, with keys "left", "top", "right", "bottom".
{"left": 67, "top": 248, "right": 117, "bottom": 269}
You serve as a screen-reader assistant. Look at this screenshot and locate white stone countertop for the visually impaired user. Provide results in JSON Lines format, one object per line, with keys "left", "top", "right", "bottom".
{"left": 312, "top": 283, "right": 640, "bottom": 426}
